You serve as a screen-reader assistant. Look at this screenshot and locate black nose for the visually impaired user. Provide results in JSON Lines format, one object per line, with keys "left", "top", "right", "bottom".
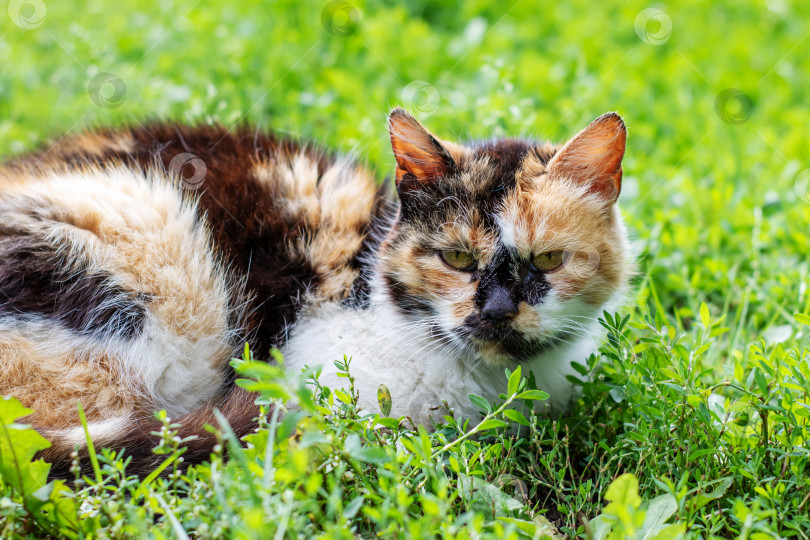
{"left": 481, "top": 287, "right": 518, "bottom": 323}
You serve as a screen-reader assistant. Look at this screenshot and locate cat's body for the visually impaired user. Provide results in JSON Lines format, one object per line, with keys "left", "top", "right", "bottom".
{"left": 0, "top": 110, "right": 631, "bottom": 475}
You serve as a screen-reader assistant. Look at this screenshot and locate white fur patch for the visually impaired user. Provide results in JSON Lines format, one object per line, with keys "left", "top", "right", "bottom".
{"left": 56, "top": 416, "right": 129, "bottom": 448}
{"left": 282, "top": 275, "right": 612, "bottom": 424}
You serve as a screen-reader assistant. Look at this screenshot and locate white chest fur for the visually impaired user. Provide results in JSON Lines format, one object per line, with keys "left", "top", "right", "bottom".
{"left": 282, "top": 288, "right": 602, "bottom": 425}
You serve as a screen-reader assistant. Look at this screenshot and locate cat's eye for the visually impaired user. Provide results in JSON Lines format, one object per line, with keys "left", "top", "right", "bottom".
{"left": 531, "top": 250, "right": 564, "bottom": 272}
{"left": 439, "top": 250, "right": 477, "bottom": 271}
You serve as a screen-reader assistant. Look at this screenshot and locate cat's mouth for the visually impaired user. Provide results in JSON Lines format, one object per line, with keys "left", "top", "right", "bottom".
{"left": 455, "top": 320, "right": 574, "bottom": 364}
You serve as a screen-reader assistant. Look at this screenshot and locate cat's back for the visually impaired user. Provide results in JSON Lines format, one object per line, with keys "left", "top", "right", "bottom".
{"left": 0, "top": 123, "right": 384, "bottom": 437}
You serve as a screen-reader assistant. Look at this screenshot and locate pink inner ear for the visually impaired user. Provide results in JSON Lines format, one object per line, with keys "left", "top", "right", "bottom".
{"left": 548, "top": 113, "right": 627, "bottom": 201}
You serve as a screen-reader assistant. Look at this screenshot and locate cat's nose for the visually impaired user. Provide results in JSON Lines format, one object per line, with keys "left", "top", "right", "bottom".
{"left": 481, "top": 289, "right": 518, "bottom": 324}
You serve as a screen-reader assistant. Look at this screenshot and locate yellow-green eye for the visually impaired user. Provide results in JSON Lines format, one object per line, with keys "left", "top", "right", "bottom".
{"left": 439, "top": 250, "right": 477, "bottom": 271}
{"left": 531, "top": 250, "right": 564, "bottom": 272}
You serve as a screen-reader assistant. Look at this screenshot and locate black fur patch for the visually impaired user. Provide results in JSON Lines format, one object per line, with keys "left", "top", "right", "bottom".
{"left": 0, "top": 234, "right": 147, "bottom": 339}
{"left": 122, "top": 125, "right": 323, "bottom": 356}
{"left": 474, "top": 245, "right": 551, "bottom": 309}
{"left": 398, "top": 138, "right": 535, "bottom": 231}
{"left": 343, "top": 194, "right": 394, "bottom": 309}
{"left": 470, "top": 138, "right": 535, "bottom": 196}
{"left": 457, "top": 316, "right": 573, "bottom": 361}
{"left": 523, "top": 267, "right": 552, "bottom": 305}
{"left": 474, "top": 247, "right": 519, "bottom": 309}
{"left": 382, "top": 272, "right": 435, "bottom": 315}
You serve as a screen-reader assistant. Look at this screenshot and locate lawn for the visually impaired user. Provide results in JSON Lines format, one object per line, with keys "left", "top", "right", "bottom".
{"left": 1, "top": 0, "right": 810, "bottom": 537}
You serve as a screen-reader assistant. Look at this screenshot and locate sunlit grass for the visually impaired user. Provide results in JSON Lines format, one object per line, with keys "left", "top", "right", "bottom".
{"left": 1, "top": 0, "right": 810, "bottom": 537}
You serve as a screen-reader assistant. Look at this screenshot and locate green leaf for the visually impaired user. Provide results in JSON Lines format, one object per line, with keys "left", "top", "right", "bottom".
{"left": 596, "top": 473, "right": 645, "bottom": 536}
{"left": 298, "top": 431, "right": 329, "bottom": 449}
{"left": 214, "top": 410, "right": 262, "bottom": 505}
{"left": 498, "top": 516, "right": 561, "bottom": 539}
{"left": 0, "top": 396, "right": 83, "bottom": 537}
{"left": 334, "top": 389, "right": 353, "bottom": 405}
{"left": 691, "top": 477, "right": 733, "bottom": 512}
{"left": 38, "top": 480, "right": 80, "bottom": 535}
{"left": 376, "top": 417, "right": 399, "bottom": 430}
{"left": 136, "top": 448, "right": 188, "bottom": 499}
{"left": 734, "top": 360, "right": 745, "bottom": 383}
{"left": 793, "top": 312, "right": 810, "bottom": 326}
{"left": 503, "top": 409, "right": 530, "bottom": 426}
{"left": 700, "top": 302, "right": 710, "bottom": 328}
{"left": 0, "top": 397, "right": 52, "bottom": 498}
{"left": 609, "top": 386, "right": 626, "bottom": 403}
{"left": 348, "top": 445, "right": 389, "bottom": 464}
{"left": 377, "top": 384, "right": 392, "bottom": 417}
{"left": 639, "top": 494, "right": 677, "bottom": 539}
{"left": 763, "top": 324, "right": 792, "bottom": 344}
{"left": 702, "top": 477, "right": 733, "bottom": 500}
{"left": 484, "top": 443, "right": 503, "bottom": 462}
{"left": 417, "top": 426, "right": 433, "bottom": 460}
{"left": 588, "top": 516, "right": 611, "bottom": 540}
{"left": 753, "top": 369, "right": 769, "bottom": 396}
{"left": 277, "top": 410, "right": 308, "bottom": 440}
{"left": 343, "top": 495, "right": 365, "bottom": 519}
{"left": 476, "top": 418, "right": 508, "bottom": 431}
{"left": 233, "top": 360, "right": 283, "bottom": 380}
{"left": 649, "top": 524, "right": 686, "bottom": 539}
{"left": 469, "top": 394, "right": 492, "bottom": 413}
{"left": 516, "top": 389, "right": 550, "bottom": 401}
{"left": 236, "top": 380, "right": 289, "bottom": 400}
{"left": 507, "top": 365, "right": 522, "bottom": 396}
{"left": 604, "top": 473, "right": 641, "bottom": 509}
{"left": 457, "top": 473, "right": 525, "bottom": 516}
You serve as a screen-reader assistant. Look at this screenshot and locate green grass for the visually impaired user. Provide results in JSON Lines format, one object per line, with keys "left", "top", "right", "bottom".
{"left": 2, "top": 0, "right": 810, "bottom": 537}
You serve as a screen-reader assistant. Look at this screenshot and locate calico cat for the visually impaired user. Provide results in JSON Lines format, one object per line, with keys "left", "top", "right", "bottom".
{"left": 0, "top": 108, "right": 630, "bottom": 476}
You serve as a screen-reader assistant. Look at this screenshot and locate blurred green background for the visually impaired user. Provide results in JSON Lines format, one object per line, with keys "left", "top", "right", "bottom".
{"left": 4, "top": 2, "right": 810, "bottom": 535}
{"left": 2, "top": 0, "right": 810, "bottom": 352}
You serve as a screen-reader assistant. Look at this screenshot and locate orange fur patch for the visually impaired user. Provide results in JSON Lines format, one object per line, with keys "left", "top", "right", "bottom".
{"left": 0, "top": 333, "right": 143, "bottom": 429}
{"left": 254, "top": 153, "right": 380, "bottom": 304}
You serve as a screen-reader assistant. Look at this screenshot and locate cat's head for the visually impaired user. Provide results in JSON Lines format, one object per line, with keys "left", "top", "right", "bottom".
{"left": 378, "top": 108, "right": 631, "bottom": 365}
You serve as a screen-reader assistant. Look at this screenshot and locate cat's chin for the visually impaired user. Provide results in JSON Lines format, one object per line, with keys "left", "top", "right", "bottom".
{"left": 463, "top": 330, "right": 575, "bottom": 367}
{"left": 470, "top": 341, "right": 517, "bottom": 367}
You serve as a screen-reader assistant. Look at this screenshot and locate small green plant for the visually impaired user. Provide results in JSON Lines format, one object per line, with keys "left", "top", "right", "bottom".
{"left": 0, "top": 397, "right": 79, "bottom": 537}
{"left": 587, "top": 474, "right": 684, "bottom": 539}
{"left": 3, "top": 300, "right": 810, "bottom": 538}
{"left": 0, "top": 346, "right": 563, "bottom": 538}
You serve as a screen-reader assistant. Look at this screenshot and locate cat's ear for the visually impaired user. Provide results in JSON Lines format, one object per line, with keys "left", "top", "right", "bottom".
{"left": 388, "top": 108, "right": 456, "bottom": 197}
{"left": 547, "top": 112, "right": 626, "bottom": 203}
